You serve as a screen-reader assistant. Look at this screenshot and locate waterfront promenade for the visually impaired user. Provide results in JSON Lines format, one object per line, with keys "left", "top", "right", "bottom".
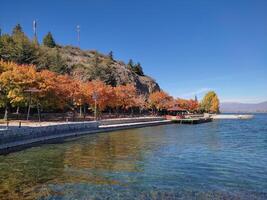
{"left": 0, "top": 117, "right": 170, "bottom": 154}
{"left": 0, "top": 114, "right": 253, "bottom": 154}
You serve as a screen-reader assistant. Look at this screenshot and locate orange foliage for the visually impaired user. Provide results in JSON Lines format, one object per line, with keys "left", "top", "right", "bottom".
{"left": 85, "top": 80, "right": 115, "bottom": 111}
{"left": 175, "top": 98, "right": 199, "bottom": 112}
{"left": 148, "top": 91, "right": 173, "bottom": 111}
{"left": 0, "top": 61, "right": 38, "bottom": 106}
{"left": 113, "top": 84, "right": 137, "bottom": 110}
{"left": 0, "top": 60, "right": 202, "bottom": 115}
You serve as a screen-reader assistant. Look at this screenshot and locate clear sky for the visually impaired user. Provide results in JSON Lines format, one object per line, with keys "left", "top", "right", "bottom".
{"left": 1, "top": 0, "right": 267, "bottom": 103}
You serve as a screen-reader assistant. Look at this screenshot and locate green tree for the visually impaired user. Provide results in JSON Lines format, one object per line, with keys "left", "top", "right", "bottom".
{"left": 108, "top": 51, "right": 113, "bottom": 60}
{"left": 43, "top": 32, "right": 56, "bottom": 48}
{"left": 127, "top": 59, "right": 134, "bottom": 68}
{"left": 0, "top": 34, "right": 15, "bottom": 61}
{"left": 36, "top": 47, "right": 68, "bottom": 74}
{"left": 12, "top": 24, "right": 23, "bottom": 35}
{"left": 201, "top": 91, "right": 220, "bottom": 113}
{"left": 90, "top": 55, "right": 116, "bottom": 86}
{"left": 132, "top": 62, "right": 144, "bottom": 76}
{"left": 9, "top": 24, "right": 37, "bottom": 64}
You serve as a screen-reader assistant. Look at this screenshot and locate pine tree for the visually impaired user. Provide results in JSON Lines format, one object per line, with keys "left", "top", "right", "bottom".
{"left": 133, "top": 62, "right": 144, "bottom": 76}
{"left": 43, "top": 32, "right": 56, "bottom": 48}
{"left": 4, "top": 24, "right": 37, "bottom": 64}
{"left": 12, "top": 24, "right": 23, "bottom": 35}
{"left": 128, "top": 59, "right": 134, "bottom": 68}
{"left": 108, "top": 51, "right": 113, "bottom": 60}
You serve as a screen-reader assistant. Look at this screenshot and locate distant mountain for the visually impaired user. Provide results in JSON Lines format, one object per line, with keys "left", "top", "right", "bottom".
{"left": 220, "top": 101, "right": 267, "bottom": 113}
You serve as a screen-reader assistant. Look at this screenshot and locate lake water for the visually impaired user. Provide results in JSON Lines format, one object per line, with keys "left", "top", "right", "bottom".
{"left": 0, "top": 114, "right": 267, "bottom": 200}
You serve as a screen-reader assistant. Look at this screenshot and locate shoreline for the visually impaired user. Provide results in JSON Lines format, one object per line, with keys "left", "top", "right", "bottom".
{"left": 0, "top": 114, "right": 253, "bottom": 154}
{"left": 0, "top": 117, "right": 171, "bottom": 154}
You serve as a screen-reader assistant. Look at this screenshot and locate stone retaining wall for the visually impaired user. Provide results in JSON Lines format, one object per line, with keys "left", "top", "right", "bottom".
{"left": 0, "top": 117, "right": 170, "bottom": 154}
{"left": 0, "top": 121, "right": 99, "bottom": 145}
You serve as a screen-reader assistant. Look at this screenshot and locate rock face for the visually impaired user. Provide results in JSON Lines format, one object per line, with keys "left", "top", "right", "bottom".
{"left": 58, "top": 46, "right": 160, "bottom": 94}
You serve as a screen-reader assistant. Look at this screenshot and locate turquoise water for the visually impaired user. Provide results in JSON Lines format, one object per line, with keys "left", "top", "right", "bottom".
{"left": 0, "top": 114, "right": 267, "bottom": 200}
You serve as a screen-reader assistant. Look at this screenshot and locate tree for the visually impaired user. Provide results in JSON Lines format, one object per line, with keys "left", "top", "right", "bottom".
{"left": 12, "top": 24, "right": 23, "bottom": 35}
{"left": 43, "top": 32, "right": 56, "bottom": 48}
{"left": 127, "top": 59, "right": 134, "bottom": 68}
{"left": 0, "top": 61, "right": 39, "bottom": 119}
{"left": 201, "top": 91, "right": 220, "bottom": 113}
{"left": 85, "top": 80, "right": 114, "bottom": 114}
{"left": 8, "top": 24, "right": 37, "bottom": 64}
{"left": 36, "top": 47, "right": 68, "bottom": 74}
{"left": 132, "top": 62, "right": 144, "bottom": 76}
{"left": 114, "top": 84, "right": 137, "bottom": 110}
{"left": 89, "top": 54, "right": 116, "bottom": 86}
{"left": 148, "top": 91, "right": 173, "bottom": 114}
{"left": 135, "top": 94, "right": 148, "bottom": 114}
{"left": 0, "top": 34, "right": 15, "bottom": 61}
{"left": 108, "top": 51, "right": 113, "bottom": 60}
{"left": 176, "top": 98, "right": 199, "bottom": 113}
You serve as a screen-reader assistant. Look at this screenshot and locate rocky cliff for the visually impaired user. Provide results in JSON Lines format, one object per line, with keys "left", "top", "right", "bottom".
{"left": 58, "top": 46, "right": 160, "bottom": 94}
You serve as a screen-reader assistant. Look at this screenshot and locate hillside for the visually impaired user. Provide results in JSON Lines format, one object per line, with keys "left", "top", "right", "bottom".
{"left": 57, "top": 46, "right": 160, "bottom": 94}
{"left": 220, "top": 101, "right": 267, "bottom": 113}
{"left": 0, "top": 25, "right": 160, "bottom": 95}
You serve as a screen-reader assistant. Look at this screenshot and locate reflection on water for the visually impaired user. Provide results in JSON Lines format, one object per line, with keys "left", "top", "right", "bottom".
{"left": 0, "top": 115, "right": 267, "bottom": 199}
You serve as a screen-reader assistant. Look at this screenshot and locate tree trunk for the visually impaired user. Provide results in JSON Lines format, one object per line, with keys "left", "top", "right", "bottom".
{"left": 3, "top": 106, "right": 8, "bottom": 121}
{"left": 79, "top": 105, "right": 82, "bottom": 117}
{"left": 16, "top": 106, "right": 20, "bottom": 120}
{"left": 16, "top": 106, "right": 19, "bottom": 114}
{"left": 83, "top": 105, "right": 86, "bottom": 119}
{"left": 131, "top": 107, "right": 133, "bottom": 117}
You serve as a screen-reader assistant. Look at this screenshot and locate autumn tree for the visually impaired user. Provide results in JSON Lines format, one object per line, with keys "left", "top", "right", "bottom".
{"left": 0, "top": 60, "right": 38, "bottom": 119}
{"left": 187, "top": 99, "right": 199, "bottom": 112}
{"left": 175, "top": 98, "right": 199, "bottom": 113}
{"left": 148, "top": 91, "right": 173, "bottom": 114}
{"left": 0, "top": 61, "right": 10, "bottom": 119}
{"left": 114, "top": 84, "right": 137, "bottom": 114}
{"left": 201, "top": 91, "right": 220, "bottom": 113}
{"left": 37, "top": 69, "right": 61, "bottom": 109}
{"left": 135, "top": 94, "right": 148, "bottom": 114}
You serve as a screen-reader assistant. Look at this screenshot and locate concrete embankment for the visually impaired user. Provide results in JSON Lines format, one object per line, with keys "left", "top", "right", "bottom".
{"left": 0, "top": 117, "right": 170, "bottom": 154}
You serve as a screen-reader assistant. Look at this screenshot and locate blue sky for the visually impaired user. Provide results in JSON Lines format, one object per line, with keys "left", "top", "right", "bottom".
{"left": 1, "top": 0, "right": 267, "bottom": 103}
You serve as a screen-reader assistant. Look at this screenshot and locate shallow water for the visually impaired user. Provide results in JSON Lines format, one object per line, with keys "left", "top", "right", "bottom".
{"left": 0, "top": 114, "right": 267, "bottom": 200}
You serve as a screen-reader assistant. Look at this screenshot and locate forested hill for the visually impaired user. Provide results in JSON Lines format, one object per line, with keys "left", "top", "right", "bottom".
{"left": 0, "top": 24, "right": 160, "bottom": 95}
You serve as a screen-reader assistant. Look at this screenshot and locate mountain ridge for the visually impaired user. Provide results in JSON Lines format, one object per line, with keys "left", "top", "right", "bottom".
{"left": 220, "top": 101, "right": 267, "bottom": 113}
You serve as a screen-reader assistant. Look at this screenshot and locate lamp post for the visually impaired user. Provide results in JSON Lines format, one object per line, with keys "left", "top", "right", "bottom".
{"left": 92, "top": 91, "right": 98, "bottom": 121}
{"left": 25, "top": 88, "right": 41, "bottom": 121}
